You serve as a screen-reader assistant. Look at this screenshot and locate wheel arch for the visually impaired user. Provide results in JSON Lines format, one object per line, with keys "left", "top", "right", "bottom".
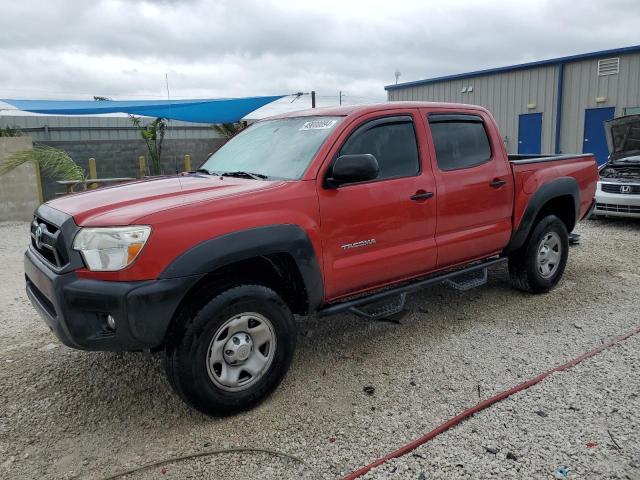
{"left": 160, "top": 225, "right": 324, "bottom": 319}
{"left": 505, "top": 177, "right": 579, "bottom": 253}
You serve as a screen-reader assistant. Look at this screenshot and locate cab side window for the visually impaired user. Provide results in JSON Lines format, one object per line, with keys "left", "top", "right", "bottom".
{"left": 428, "top": 115, "right": 492, "bottom": 171}
{"left": 340, "top": 117, "right": 420, "bottom": 180}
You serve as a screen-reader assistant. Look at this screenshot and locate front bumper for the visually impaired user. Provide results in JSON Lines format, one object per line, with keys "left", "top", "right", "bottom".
{"left": 594, "top": 182, "right": 640, "bottom": 218}
{"left": 25, "top": 246, "right": 202, "bottom": 351}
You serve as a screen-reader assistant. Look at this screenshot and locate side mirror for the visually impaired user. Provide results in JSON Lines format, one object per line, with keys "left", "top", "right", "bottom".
{"left": 328, "top": 154, "right": 379, "bottom": 187}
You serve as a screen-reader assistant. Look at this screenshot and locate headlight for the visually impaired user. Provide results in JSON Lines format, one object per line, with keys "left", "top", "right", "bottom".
{"left": 73, "top": 226, "right": 151, "bottom": 271}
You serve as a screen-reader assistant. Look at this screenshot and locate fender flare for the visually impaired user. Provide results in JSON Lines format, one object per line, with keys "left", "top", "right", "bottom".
{"left": 505, "top": 176, "right": 580, "bottom": 253}
{"left": 159, "top": 224, "right": 324, "bottom": 311}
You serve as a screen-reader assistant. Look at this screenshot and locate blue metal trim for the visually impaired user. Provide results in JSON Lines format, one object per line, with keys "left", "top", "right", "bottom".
{"left": 554, "top": 63, "right": 564, "bottom": 154}
{"left": 385, "top": 44, "right": 640, "bottom": 91}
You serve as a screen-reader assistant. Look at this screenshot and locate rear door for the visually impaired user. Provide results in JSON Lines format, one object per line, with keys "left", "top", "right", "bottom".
{"left": 422, "top": 109, "right": 514, "bottom": 267}
{"left": 317, "top": 110, "right": 437, "bottom": 300}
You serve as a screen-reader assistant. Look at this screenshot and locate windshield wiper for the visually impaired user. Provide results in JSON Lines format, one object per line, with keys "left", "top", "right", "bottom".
{"left": 218, "top": 171, "right": 269, "bottom": 180}
{"left": 196, "top": 168, "right": 212, "bottom": 174}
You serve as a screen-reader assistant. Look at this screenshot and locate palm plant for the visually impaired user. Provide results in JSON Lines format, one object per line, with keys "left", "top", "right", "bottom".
{"left": 0, "top": 145, "right": 85, "bottom": 181}
{"left": 0, "top": 125, "right": 23, "bottom": 137}
{"left": 129, "top": 115, "right": 167, "bottom": 175}
{"left": 211, "top": 122, "right": 245, "bottom": 138}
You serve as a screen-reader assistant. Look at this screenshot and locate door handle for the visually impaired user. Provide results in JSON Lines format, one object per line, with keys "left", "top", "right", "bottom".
{"left": 410, "top": 191, "right": 434, "bottom": 201}
{"left": 490, "top": 178, "right": 507, "bottom": 188}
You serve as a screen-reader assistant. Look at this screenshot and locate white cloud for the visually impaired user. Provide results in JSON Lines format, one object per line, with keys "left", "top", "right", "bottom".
{"left": 0, "top": 0, "right": 638, "bottom": 117}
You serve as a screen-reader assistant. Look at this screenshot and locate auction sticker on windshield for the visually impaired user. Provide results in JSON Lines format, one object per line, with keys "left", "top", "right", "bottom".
{"left": 300, "top": 119, "right": 337, "bottom": 130}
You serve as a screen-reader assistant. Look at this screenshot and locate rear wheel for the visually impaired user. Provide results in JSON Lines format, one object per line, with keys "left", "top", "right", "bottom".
{"left": 165, "top": 285, "right": 296, "bottom": 416}
{"left": 508, "top": 214, "right": 569, "bottom": 294}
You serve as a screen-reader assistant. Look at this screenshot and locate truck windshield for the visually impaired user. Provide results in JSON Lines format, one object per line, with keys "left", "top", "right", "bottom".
{"left": 199, "top": 116, "right": 343, "bottom": 180}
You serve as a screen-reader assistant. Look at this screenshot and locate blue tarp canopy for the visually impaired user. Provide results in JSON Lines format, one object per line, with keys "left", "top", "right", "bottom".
{"left": 0, "top": 95, "right": 285, "bottom": 123}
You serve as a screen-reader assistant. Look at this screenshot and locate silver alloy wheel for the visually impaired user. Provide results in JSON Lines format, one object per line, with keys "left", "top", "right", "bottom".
{"left": 536, "top": 231, "right": 562, "bottom": 279}
{"left": 206, "top": 312, "right": 276, "bottom": 392}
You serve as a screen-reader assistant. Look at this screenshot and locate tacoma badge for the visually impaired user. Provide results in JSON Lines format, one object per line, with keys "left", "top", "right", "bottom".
{"left": 341, "top": 239, "right": 376, "bottom": 250}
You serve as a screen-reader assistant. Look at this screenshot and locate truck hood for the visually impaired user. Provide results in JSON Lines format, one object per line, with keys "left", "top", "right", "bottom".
{"left": 605, "top": 114, "right": 640, "bottom": 161}
{"left": 47, "top": 174, "right": 283, "bottom": 226}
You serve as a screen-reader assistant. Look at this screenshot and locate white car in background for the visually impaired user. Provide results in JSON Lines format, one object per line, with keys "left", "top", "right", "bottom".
{"left": 594, "top": 115, "right": 640, "bottom": 218}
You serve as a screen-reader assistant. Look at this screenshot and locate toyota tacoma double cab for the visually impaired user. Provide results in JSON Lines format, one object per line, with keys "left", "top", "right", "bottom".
{"left": 24, "top": 102, "right": 598, "bottom": 415}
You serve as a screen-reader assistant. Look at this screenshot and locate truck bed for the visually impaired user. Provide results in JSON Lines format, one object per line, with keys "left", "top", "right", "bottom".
{"left": 509, "top": 153, "right": 598, "bottom": 234}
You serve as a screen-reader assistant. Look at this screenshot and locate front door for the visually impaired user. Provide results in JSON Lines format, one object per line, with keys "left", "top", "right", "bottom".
{"left": 317, "top": 112, "right": 437, "bottom": 300}
{"left": 583, "top": 107, "right": 615, "bottom": 165}
{"left": 423, "top": 110, "right": 514, "bottom": 268}
{"left": 518, "top": 113, "right": 543, "bottom": 154}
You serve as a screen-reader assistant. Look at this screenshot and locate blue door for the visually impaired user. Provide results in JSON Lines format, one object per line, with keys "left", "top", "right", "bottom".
{"left": 583, "top": 107, "right": 615, "bottom": 165}
{"left": 518, "top": 113, "right": 543, "bottom": 154}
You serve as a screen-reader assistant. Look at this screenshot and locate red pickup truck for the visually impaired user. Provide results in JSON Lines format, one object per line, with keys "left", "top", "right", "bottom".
{"left": 24, "top": 102, "right": 598, "bottom": 415}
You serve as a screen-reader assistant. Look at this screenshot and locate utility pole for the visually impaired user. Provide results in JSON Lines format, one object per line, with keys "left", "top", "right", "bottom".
{"left": 339, "top": 90, "right": 343, "bottom": 105}
{"left": 311, "top": 91, "right": 316, "bottom": 108}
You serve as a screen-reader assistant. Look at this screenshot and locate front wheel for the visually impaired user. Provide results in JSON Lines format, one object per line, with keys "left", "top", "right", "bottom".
{"left": 165, "top": 285, "right": 296, "bottom": 416}
{"left": 508, "top": 214, "right": 569, "bottom": 294}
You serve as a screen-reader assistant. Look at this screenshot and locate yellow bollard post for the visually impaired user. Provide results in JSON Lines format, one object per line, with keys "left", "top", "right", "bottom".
{"left": 138, "top": 156, "right": 146, "bottom": 178}
{"left": 88, "top": 157, "right": 97, "bottom": 189}
{"left": 34, "top": 161, "right": 44, "bottom": 203}
{"left": 184, "top": 154, "right": 192, "bottom": 172}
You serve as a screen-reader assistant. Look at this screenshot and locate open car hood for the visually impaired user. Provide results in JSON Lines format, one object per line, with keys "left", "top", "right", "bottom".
{"left": 605, "top": 114, "right": 640, "bottom": 161}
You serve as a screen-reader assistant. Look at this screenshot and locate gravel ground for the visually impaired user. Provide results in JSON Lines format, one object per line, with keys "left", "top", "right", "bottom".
{"left": 0, "top": 217, "right": 639, "bottom": 479}
{"left": 361, "top": 334, "right": 640, "bottom": 480}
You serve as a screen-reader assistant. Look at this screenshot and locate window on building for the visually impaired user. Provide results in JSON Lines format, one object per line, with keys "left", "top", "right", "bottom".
{"left": 624, "top": 107, "right": 640, "bottom": 116}
{"left": 597, "top": 57, "right": 620, "bottom": 76}
{"left": 428, "top": 116, "right": 492, "bottom": 171}
{"left": 339, "top": 117, "right": 420, "bottom": 180}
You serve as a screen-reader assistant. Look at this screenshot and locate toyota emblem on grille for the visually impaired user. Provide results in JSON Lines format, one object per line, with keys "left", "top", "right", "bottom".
{"left": 620, "top": 185, "right": 631, "bottom": 194}
{"left": 35, "top": 225, "right": 43, "bottom": 249}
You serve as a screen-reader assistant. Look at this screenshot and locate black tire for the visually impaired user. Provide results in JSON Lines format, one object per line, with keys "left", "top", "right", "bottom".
{"left": 164, "top": 285, "right": 296, "bottom": 416}
{"left": 508, "top": 214, "right": 569, "bottom": 294}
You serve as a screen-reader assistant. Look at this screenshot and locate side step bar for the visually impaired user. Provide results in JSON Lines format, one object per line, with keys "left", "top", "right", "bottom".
{"left": 349, "top": 292, "right": 407, "bottom": 322}
{"left": 444, "top": 267, "right": 488, "bottom": 291}
{"left": 318, "top": 257, "right": 507, "bottom": 318}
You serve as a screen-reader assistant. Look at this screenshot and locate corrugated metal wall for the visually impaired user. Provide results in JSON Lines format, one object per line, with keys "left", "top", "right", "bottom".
{"left": 388, "top": 66, "right": 558, "bottom": 154}
{"left": 388, "top": 51, "right": 640, "bottom": 156}
{"left": 0, "top": 115, "right": 222, "bottom": 141}
{"left": 560, "top": 54, "right": 640, "bottom": 154}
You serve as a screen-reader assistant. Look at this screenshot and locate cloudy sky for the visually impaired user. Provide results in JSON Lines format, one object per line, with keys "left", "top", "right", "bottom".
{"left": 1, "top": 0, "right": 639, "bottom": 116}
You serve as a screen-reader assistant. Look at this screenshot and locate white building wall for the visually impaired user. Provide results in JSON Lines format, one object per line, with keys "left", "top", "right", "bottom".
{"left": 388, "top": 66, "right": 558, "bottom": 154}
{"left": 560, "top": 53, "right": 640, "bottom": 154}
{"left": 388, "top": 50, "right": 640, "bottom": 156}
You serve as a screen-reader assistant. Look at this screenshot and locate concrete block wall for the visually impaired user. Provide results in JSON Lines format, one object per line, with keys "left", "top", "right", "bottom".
{"left": 0, "top": 137, "right": 39, "bottom": 222}
{"left": 39, "top": 138, "right": 225, "bottom": 200}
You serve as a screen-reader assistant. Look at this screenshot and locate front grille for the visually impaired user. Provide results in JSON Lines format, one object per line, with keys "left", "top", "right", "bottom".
{"left": 595, "top": 203, "right": 640, "bottom": 214}
{"left": 601, "top": 183, "right": 640, "bottom": 194}
{"left": 30, "top": 216, "right": 68, "bottom": 269}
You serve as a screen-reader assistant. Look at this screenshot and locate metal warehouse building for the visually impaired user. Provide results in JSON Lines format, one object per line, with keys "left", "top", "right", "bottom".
{"left": 386, "top": 45, "right": 640, "bottom": 165}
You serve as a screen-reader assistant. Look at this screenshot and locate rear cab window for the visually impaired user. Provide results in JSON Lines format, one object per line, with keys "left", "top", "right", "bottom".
{"left": 428, "top": 113, "right": 492, "bottom": 171}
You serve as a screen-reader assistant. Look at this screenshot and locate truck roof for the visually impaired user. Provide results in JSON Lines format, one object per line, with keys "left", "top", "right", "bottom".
{"left": 268, "top": 101, "right": 488, "bottom": 120}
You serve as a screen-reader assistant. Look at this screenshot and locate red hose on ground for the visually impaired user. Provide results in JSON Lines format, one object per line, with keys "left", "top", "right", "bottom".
{"left": 342, "top": 324, "right": 640, "bottom": 480}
